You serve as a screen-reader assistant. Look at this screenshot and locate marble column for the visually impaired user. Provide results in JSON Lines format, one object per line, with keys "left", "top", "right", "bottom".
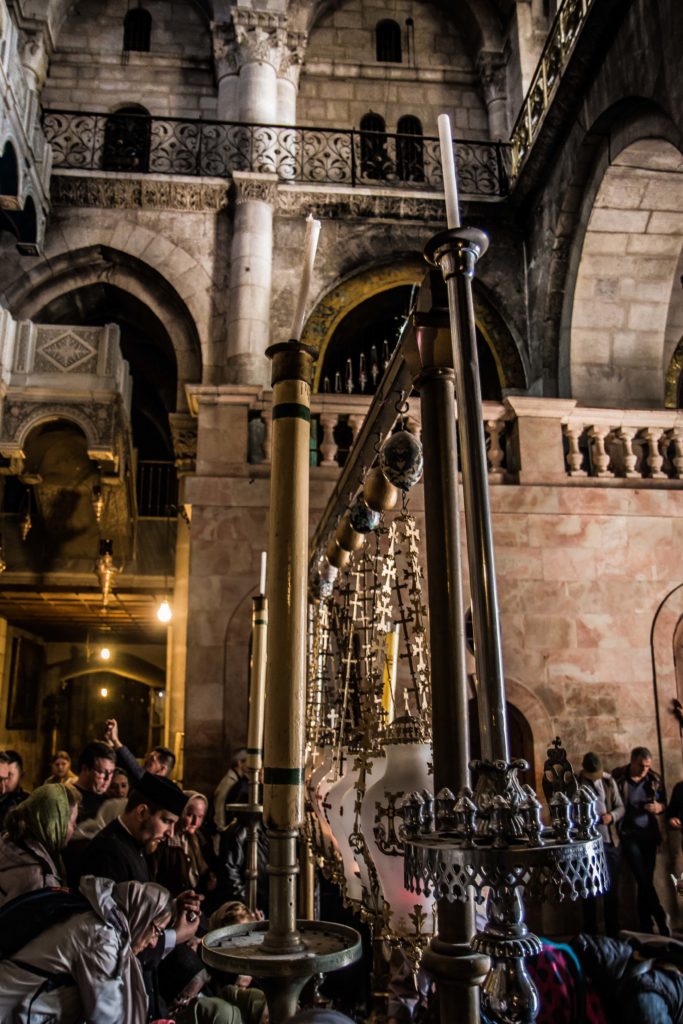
{"left": 212, "top": 13, "right": 307, "bottom": 385}
{"left": 227, "top": 171, "right": 278, "bottom": 386}
{"left": 477, "top": 50, "right": 510, "bottom": 142}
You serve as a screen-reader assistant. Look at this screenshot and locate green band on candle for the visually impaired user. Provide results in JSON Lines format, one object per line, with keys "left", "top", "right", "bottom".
{"left": 246, "top": 747, "right": 263, "bottom": 756}
{"left": 272, "top": 403, "right": 311, "bottom": 423}
{"left": 254, "top": 618, "right": 267, "bottom": 625}
{"left": 264, "top": 767, "right": 304, "bottom": 785}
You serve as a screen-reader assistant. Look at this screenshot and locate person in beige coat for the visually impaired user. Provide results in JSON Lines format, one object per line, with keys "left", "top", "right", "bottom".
{"left": 0, "top": 875, "right": 172, "bottom": 1023}
{"left": 0, "top": 783, "right": 80, "bottom": 907}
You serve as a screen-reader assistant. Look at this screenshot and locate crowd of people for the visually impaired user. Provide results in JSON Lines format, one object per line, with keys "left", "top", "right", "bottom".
{"left": 0, "top": 724, "right": 267, "bottom": 1023}
{"left": 0, "top": 732, "right": 682, "bottom": 1023}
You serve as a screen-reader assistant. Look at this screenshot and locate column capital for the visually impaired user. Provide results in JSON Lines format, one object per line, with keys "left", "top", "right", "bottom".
{"left": 232, "top": 171, "right": 279, "bottom": 206}
{"left": 212, "top": 12, "right": 307, "bottom": 79}
{"left": 476, "top": 49, "right": 508, "bottom": 105}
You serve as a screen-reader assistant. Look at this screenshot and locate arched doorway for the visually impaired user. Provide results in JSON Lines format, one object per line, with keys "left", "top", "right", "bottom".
{"left": 570, "top": 137, "right": 683, "bottom": 407}
{"left": 60, "top": 672, "right": 164, "bottom": 758}
{"left": 468, "top": 697, "right": 536, "bottom": 786}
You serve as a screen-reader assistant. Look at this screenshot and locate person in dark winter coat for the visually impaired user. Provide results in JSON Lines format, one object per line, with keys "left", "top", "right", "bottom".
{"left": 572, "top": 932, "right": 683, "bottom": 1024}
{"left": 612, "top": 747, "right": 669, "bottom": 934}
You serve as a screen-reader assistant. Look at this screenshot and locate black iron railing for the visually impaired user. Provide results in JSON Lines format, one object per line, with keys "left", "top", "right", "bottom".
{"left": 42, "top": 109, "right": 510, "bottom": 197}
{"left": 136, "top": 460, "right": 178, "bottom": 518}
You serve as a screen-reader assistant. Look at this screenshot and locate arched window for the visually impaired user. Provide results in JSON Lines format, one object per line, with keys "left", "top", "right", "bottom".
{"left": 376, "top": 19, "right": 402, "bottom": 63}
{"left": 102, "top": 105, "right": 151, "bottom": 173}
{"left": 396, "top": 115, "right": 424, "bottom": 182}
{"left": 359, "top": 112, "right": 389, "bottom": 181}
{"left": 123, "top": 8, "right": 152, "bottom": 52}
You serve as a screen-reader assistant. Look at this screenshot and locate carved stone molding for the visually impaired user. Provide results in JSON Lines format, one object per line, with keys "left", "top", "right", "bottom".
{"left": 51, "top": 175, "right": 230, "bottom": 212}
{"left": 0, "top": 399, "right": 117, "bottom": 459}
{"left": 212, "top": 13, "right": 307, "bottom": 78}
{"left": 233, "top": 171, "right": 279, "bottom": 207}
{"left": 169, "top": 413, "right": 198, "bottom": 474}
{"left": 276, "top": 188, "right": 446, "bottom": 222}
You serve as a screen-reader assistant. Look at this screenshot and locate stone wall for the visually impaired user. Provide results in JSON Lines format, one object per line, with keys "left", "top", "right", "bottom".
{"left": 42, "top": 0, "right": 216, "bottom": 119}
{"left": 298, "top": 0, "right": 488, "bottom": 137}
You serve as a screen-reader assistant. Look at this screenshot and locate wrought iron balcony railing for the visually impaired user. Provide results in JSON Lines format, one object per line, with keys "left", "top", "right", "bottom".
{"left": 42, "top": 109, "right": 510, "bottom": 198}
{"left": 509, "top": 0, "right": 596, "bottom": 179}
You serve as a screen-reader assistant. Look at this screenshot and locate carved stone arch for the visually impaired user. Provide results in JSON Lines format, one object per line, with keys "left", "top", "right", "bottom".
{"left": 666, "top": 334, "right": 683, "bottom": 408}
{"left": 501, "top": 676, "right": 553, "bottom": 795}
{"left": 303, "top": 258, "right": 527, "bottom": 392}
{"left": 12, "top": 407, "right": 98, "bottom": 456}
{"left": 543, "top": 98, "right": 683, "bottom": 399}
{"left": 302, "top": 0, "right": 503, "bottom": 50}
{"left": 651, "top": 584, "right": 683, "bottom": 787}
{"left": 0, "top": 136, "right": 22, "bottom": 209}
{"left": 4, "top": 245, "right": 203, "bottom": 407}
{"left": 55, "top": 650, "right": 165, "bottom": 688}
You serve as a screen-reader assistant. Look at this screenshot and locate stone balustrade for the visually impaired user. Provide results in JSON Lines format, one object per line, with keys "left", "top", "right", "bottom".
{"left": 240, "top": 391, "right": 683, "bottom": 486}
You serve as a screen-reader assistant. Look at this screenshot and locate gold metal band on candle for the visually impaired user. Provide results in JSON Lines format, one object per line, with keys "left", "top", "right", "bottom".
{"left": 246, "top": 594, "right": 268, "bottom": 782}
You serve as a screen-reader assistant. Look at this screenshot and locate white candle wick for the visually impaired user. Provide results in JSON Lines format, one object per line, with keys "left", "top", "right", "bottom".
{"left": 437, "top": 114, "right": 461, "bottom": 229}
{"left": 290, "top": 213, "right": 322, "bottom": 341}
{"left": 259, "top": 551, "right": 267, "bottom": 596}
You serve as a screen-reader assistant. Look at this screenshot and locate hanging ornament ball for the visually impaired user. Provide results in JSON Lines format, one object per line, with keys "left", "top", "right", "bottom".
{"left": 326, "top": 536, "right": 351, "bottom": 569}
{"left": 379, "top": 430, "right": 424, "bottom": 491}
{"left": 348, "top": 495, "right": 380, "bottom": 534}
{"left": 336, "top": 513, "right": 365, "bottom": 553}
{"left": 363, "top": 465, "right": 400, "bottom": 512}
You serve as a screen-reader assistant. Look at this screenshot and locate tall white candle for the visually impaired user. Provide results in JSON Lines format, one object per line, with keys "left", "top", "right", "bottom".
{"left": 259, "top": 550, "right": 267, "bottom": 596}
{"left": 437, "top": 113, "right": 461, "bottom": 229}
{"left": 289, "top": 213, "right": 322, "bottom": 341}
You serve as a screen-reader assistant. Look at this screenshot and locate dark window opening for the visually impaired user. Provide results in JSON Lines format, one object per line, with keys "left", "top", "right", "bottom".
{"left": 123, "top": 8, "right": 152, "bottom": 52}
{"left": 376, "top": 19, "right": 402, "bottom": 63}
{"left": 359, "top": 112, "right": 389, "bottom": 181}
{"left": 396, "top": 115, "right": 424, "bottom": 182}
{"left": 102, "top": 105, "right": 151, "bottom": 173}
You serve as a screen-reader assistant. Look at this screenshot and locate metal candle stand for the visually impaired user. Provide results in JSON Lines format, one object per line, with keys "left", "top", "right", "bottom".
{"left": 401, "top": 757, "right": 608, "bottom": 1024}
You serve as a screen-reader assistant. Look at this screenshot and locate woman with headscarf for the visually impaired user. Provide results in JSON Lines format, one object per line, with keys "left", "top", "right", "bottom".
{"left": 0, "top": 782, "right": 80, "bottom": 906}
{"left": 0, "top": 875, "right": 172, "bottom": 1023}
{"left": 152, "top": 790, "right": 216, "bottom": 898}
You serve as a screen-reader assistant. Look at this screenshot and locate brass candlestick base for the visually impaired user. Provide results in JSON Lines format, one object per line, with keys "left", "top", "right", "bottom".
{"left": 203, "top": 919, "right": 362, "bottom": 1024}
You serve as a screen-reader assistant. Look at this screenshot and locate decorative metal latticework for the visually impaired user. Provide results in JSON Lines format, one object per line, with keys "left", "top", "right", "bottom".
{"left": 43, "top": 110, "right": 510, "bottom": 197}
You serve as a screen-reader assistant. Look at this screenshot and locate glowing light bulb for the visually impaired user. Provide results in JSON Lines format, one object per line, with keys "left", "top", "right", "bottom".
{"left": 99, "top": 646, "right": 111, "bottom": 661}
{"left": 100, "top": 687, "right": 108, "bottom": 698}
{"left": 156, "top": 599, "right": 172, "bottom": 623}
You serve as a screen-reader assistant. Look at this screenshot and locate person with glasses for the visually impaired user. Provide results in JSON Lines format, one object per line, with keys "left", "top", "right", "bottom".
{"left": 72, "top": 741, "right": 117, "bottom": 824}
{"left": 0, "top": 876, "right": 173, "bottom": 1023}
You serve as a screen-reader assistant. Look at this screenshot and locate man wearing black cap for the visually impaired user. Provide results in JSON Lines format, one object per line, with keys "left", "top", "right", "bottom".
{"left": 79, "top": 771, "right": 189, "bottom": 885}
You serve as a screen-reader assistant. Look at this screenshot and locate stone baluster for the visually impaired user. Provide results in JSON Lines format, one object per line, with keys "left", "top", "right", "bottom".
{"left": 640, "top": 426, "right": 666, "bottom": 479}
{"left": 319, "top": 413, "right": 340, "bottom": 466}
{"left": 668, "top": 427, "right": 683, "bottom": 480}
{"left": 563, "top": 421, "right": 586, "bottom": 476}
{"left": 617, "top": 427, "right": 640, "bottom": 478}
{"left": 485, "top": 417, "right": 505, "bottom": 483}
{"left": 587, "top": 425, "right": 614, "bottom": 478}
{"left": 347, "top": 413, "right": 365, "bottom": 446}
